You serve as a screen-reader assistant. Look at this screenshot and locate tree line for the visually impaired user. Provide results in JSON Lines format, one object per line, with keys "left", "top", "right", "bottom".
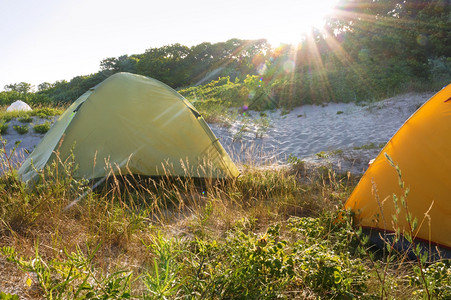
{"left": 1, "top": 0, "right": 449, "bottom": 108}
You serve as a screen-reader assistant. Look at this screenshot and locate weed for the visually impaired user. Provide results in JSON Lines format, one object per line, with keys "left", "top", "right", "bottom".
{"left": 30, "top": 107, "right": 62, "bottom": 118}
{"left": 33, "top": 122, "right": 52, "bottom": 134}
{"left": 287, "top": 153, "right": 303, "bottom": 165}
{"left": 141, "top": 234, "right": 185, "bottom": 299}
{"left": 346, "top": 154, "right": 448, "bottom": 299}
{"left": 316, "top": 151, "right": 329, "bottom": 159}
{"left": 408, "top": 260, "right": 451, "bottom": 298}
{"left": 1, "top": 244, "right": 133, "bottom": 299}
{"left": 255, "top": 114, "right": 270, "bottom": 138}
{"left": 353, "top": 142, "right": 385, "bottom": 150}
{"left": 384, "top": 153, "right": 432, "bottom": 297}
{"left": 13, "top": 125, "right": 29, "bottom": 135}
{"left": 281, "top": 108, "right": 291, "bottom": 116}
{"left": 330, "top": 149, "right": 343, "bottom": 155}
{"left": 232, "top": 123, "right": 248, "bottom": 141}
{"left": 0, "top": 144, "right": 447, "bottom": 298}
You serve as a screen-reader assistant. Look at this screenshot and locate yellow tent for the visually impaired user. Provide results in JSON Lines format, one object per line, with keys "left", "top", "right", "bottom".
{"left": 19, "top": 72, "right": 239, "bottom": 182}
{"left": 345, "top": 84, "right": 451, "bottom": 252}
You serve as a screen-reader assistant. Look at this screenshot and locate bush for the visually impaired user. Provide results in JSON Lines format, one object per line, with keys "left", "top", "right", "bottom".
{"left": 18, "top": 115, "right": 33, "bottom": 123}
{"left": 13, "top": 125, "right": 29, "bottom": 135}
{"left": 33, "top": 122, "right": 51, "bottom": 134}
{"left": 31, "top": 107, "right": 61, "bottom": 117}
{"left": 0, "top": 122, "right": 8, "bottom": 134}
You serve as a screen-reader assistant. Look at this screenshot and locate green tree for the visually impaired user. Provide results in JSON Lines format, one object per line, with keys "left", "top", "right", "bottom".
{"left": 136, "top": 43, "right": 190, "bottom": 87}
{"left": 38, "top": 82, "right": 52, "bottom": 91}
{"left": 4, "top": 82, "right": 34, "bottom": 94}
{"left": 100, "top": 55, "right": 139, "bottom": 75}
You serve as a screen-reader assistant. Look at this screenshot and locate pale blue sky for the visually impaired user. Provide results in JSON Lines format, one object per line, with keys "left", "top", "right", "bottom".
{"left": 0, "top": 0, "right": 336, "bottom": 90}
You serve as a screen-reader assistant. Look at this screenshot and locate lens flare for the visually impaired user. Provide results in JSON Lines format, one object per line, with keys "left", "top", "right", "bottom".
{"left": 283, "top": 60, "right": 295, "bottom": 73}
{"left": 257, "top": 63, "right": 267, "bottom": 75}
{"left": 417, "top": 34, "right": 428, "bottom": 46}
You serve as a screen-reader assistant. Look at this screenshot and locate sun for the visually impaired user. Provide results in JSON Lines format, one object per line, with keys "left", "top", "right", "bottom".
{"left": 265, "top": 0, "right": 338, "bottom": 46}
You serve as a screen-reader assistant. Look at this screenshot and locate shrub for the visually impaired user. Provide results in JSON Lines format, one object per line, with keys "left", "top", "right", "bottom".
{"left": 13, "top": 125, "right": 29, "bottom": 135}
{"left": 185, "top": 224, "right": 296, "bottom": 299}
{"left": 18, "top": 115, "right": 33, "bottom": 123}
{"left": 1, "top": 114, "right": 13, "bottom": 122}
{"left": 316, "top": 151, "right": 328, "bottom": 159}
{"left": 31, "top": 107, "right": 61, "bottom": 118}
{"left": 33, "top": 122, "right": 51, "bottom": 134}
{"left": 0, "top": 122, "right": 8, "bottom": 134}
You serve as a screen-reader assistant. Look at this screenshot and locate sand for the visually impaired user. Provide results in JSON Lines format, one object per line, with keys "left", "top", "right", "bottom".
{"left": 0, "top": 117, "right": 57, "bottom": 173}
{"left": 209, "top": 92, "right": 433, "bottom": 174}
{"left": 0, "top": 92, "right": 434, "bottom": 176}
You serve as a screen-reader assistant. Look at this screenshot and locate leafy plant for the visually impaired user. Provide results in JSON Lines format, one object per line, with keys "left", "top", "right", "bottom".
{"left": 0, "top": 292, "right": 19, "bottom": 300}
{"left": 30, "top": 107, "right": 62, "bottom": 118}
{"left": 141, "top": 234, "right": 185, "bottom": 299}
{"left": 18, "top": 115, "right": 33, "bottom": 123}
{"left": 384, "top": 153, "right": 432, "bottom": 297}
{"left": 1, "top": 244, "right": 133, "bottom": 299}
{"left": 353, "top": 142, "right": 385, "bottom": 150}
{"left": 185, "top": 224, "right": 296, "bottom": 299}
{"left": 232, "top": 123, "right": 248, "bottom": 142}
{"left": 0, "top": 122, "right": 8, "bottom": 134}
{"left": 408, "top": 261, "right": 451, "bottom": 298}
{"left": 316, "top": 151, "right": 329, "bottom": 159}
{"left": 255, "top": 114, "right": 270, "bottom": 138}
{"left": 33, "top": 122, "right": 51, "bottom": 134}
{"left": 13, "top": 124, "right": 29, "bottom": 135}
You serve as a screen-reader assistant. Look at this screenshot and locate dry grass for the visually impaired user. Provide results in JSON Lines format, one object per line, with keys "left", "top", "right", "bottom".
{"left": 0, "top": 148, "right": 448, "bottom": 299}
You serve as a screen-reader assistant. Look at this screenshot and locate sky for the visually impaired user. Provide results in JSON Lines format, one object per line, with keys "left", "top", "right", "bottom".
{"left": 0, "top": 0, "right": 337, "bottom": 91}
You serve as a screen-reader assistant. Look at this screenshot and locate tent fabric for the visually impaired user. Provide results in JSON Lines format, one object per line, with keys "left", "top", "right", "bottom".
{"left": 18, "top": 72, "right": 239, "bottom": 182}
{"left": 345, "top": 84, "right": 451, "bottom": 250}
{"left": 6, "top": 100, "right": 32, "bottom": 112}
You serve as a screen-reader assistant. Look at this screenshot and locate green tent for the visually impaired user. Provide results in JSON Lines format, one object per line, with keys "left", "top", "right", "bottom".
{"left": 19, "top": 72, "right": 239, "bottom": 182}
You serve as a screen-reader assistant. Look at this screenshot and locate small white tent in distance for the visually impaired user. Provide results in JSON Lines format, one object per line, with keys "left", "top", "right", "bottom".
{"left": 6, "top": 100, "right": 32, "bottom": 112}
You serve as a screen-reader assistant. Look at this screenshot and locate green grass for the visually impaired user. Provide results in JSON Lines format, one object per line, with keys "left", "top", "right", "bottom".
{"left": 0, "top": 152, "right": 447, "bottom": 299}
